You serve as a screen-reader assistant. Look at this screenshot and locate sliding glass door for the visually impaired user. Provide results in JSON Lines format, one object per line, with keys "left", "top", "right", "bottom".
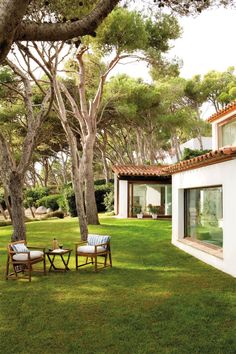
{"left": 185, "top": 186, "right": 223, "bottom": 248}
{"left": 129, "top": 183, "right": 172, "bottom": 217}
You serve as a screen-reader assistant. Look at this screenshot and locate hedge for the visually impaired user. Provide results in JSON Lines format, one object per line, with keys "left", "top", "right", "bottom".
{"left": 65, "top": 183, "right": 114, "bottom": 216}
{"left": 37, "top": 194, "right": 66, "bottom": 211}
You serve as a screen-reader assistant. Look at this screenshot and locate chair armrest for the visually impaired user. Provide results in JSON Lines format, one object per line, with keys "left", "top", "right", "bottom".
{"left": 95, "top": 242, "right": 110, "bottom": 252}
{"left": 75, "top": 241, "right": 87, "bottom": 246}
{"left": 28, "top": 246, "right": 46, "bottom": 252}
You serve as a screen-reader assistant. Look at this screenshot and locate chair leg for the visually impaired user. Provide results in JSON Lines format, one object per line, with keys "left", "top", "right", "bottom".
{"left": 75, "top": 253, "right": 78, "bottom": 270}
{"left": 94, "top": 255, "right": 98, "bottom": 272}
{"left": 28, "top": 262, "right": 31, "bottom": 282}
{"left": 43, "top": 257, "right": 46, "bottom": 275}
{"left": 109, "top": 251, "right": 112, "bottom": 267}
{"left": 5, "top": 255, "right": 10, "bottom": 280}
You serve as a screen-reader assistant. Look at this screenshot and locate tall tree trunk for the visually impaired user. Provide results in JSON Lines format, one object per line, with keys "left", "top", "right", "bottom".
{"left": 73, "top": 172, "right": 88, "bottom": 241}
{"left": 84, "top": 136, "right": 99, "bottom": 225}
{"left": 69, "top": 133, "right": 88, "bottom": 240}
{"left": 9, "top": 172, "right": 26, "bottom": 241}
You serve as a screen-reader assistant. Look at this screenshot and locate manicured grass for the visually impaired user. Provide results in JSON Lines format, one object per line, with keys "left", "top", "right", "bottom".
{"left": 0, "top": 216, "right": 235, "bottom": 354}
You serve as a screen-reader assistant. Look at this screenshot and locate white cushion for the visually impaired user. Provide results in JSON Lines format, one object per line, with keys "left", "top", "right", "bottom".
{"left": 13, "top": 250, "right": 44, "bottom": 261}
{"left": 77, "top": 245, "right": 106, "bottom": 254}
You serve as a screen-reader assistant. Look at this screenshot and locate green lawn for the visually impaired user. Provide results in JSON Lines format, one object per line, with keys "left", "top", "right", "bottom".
{"left": 0, "top": 217, "right": 235, "bottom": 354}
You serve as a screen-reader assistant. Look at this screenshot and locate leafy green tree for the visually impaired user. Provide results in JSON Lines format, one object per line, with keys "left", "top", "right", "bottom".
{"left": 1, "top": 0, "right": 235, "bottom": 62}
{"left": 0, "top": 60, "right": 53, "bottom": 241}
{"left": 32, "top": 7, "right": 181, "bottom": 237}
{"left": 200, "top": 67, "right": 236, "bottom": 111}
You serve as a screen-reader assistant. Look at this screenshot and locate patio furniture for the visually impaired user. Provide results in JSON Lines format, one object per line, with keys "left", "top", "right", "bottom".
{"left": 75, "top": 234, "right": 112, "bottom": 272}
{"left": 6, "top": 240, "right": 46, "bottom": 282}
{"left": 45, "top": 248, "right": 72, "bottom": 272}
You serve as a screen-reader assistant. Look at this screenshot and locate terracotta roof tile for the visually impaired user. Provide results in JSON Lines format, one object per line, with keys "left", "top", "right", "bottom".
{"left": 112, "top": 164, "right": 169, "bottom": 177}
{"left": 208, "top": 101, "right": 236, "bottom": 123}
{"left": 166, "top": 146, "right": 236, "bottom": 174}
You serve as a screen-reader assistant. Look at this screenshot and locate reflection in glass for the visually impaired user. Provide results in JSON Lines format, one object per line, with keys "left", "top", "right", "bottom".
{"left": 131, "top": 184, "right": 172, "bottom": 216}
{"left": 185, "top": 186, "right": 223, "bottom": 248}
{"left": 221, "top": 120, "right": 236, "bottom": 147}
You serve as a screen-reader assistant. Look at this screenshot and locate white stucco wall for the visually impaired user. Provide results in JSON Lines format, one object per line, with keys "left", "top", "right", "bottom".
{"left": 118, "top": 180, "right": 128, "bottom": 218}
{"left": 114, "top": 174, "right": 118, "bottom": 215}
{"left": 172, "top": 159, "right": 236, "bottom": 277}
{"left": 180, "top": 137, "right": 212, "bottom": 151}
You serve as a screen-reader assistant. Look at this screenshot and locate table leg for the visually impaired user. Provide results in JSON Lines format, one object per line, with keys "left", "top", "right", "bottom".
{"left": 47, "top": 254, "right": 57, "bottom": 271}
{"left": 60, "top": 252, "right": 71, "bottom": 271}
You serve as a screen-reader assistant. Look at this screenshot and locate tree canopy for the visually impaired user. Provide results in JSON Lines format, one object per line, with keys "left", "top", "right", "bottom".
{"left": 0, "top": 0, "right": 235, "bottom": 62}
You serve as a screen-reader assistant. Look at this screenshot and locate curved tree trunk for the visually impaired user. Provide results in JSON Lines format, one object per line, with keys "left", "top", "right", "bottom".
{"left": 84, "top": 136, "right": 99, "bottom": 225}
{"left": 9, "top": 172, "right": 26, "bottom": 241}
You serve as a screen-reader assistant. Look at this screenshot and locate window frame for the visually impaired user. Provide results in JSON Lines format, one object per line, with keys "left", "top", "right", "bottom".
{"left": 184, "top": 185, "right": 223, "bottom": 249}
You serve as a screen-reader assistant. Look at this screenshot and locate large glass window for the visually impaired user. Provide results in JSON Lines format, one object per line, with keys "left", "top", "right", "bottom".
{"left": 185, "top": 186, "right": 223, "bottom": 248}
{"left": 130, "top": 183, "right": 172, "bottom": 216}
{"left": 220, "top": 119, "right": 236, "bottom": 147}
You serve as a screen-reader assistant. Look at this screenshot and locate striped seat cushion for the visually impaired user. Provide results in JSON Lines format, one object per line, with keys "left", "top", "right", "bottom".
{"left": 87, "top": 234, "right": 110, "bottom": 247}
{"left": 11, "top": 243, "right": 29, "bottom": 253}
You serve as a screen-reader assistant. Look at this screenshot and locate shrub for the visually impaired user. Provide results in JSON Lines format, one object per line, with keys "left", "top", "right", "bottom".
{"left": 24, "top": 187, "right": 50, "bottom": 206}
{"left": 57, "top": 194, "right": 68, "bottom": 212}
{"left": 95, "top": 183, "right": 113, "bottom": 212}
{"left": 65, "top": 188, "right": 77, "bottom": 217}
{"left": 64, "top": 182, "right": 114, "bottom": 216}
{"left": 103, "top": 190, "right": 114, "bottom": 212}
{"left": 181, "top": 148, "right": 211, "bottom": 161}
{"left": 94, "top": 179, "right": 114, "bottom": 186}
{"left": 37, "top": 194, "right": 64, "bottom": 211}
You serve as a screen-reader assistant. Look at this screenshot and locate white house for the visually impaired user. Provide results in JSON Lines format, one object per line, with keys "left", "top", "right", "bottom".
{"left": 113, "top": 101, "right": 236, "bottom": 277}
{"left": 113, "top": 165, "right": 172, "bottom": 218}
{"left": 171, "top": 101, "right": 236, "bottom": 277}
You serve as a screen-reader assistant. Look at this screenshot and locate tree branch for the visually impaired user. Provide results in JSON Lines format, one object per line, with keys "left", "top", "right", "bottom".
{"left": 0, "top": 0, "right": 31, "bottom": 63}
{"left": 15, "top": 0, "right": 120, "bottom": 41}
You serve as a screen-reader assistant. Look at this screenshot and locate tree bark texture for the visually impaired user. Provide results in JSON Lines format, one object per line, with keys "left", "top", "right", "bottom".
{"left": 0, "top": 0, "right": 31, "bottom": 62}
{"left": 69, "top": 133, "right": 89, "bottom": 241}
{"left": 53, "top": 77, "right": 88, "bottom": 240}
{"left": 84, "top": 135, "right": 99, "bottom": 225}
{"left": 8, "top": 172, "right": 26, "bottom": 241}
